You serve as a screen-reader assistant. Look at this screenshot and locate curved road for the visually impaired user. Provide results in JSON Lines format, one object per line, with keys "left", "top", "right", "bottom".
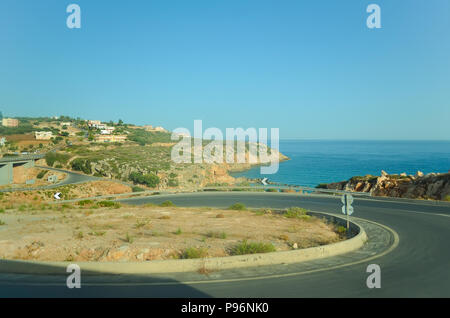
{"left": 1, "top": 192, "right": 450, "bottom": 297}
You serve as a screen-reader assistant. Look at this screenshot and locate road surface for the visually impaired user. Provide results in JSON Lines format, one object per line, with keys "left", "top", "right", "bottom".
{"left": 1, "top": 192, "right": 449, "bottom": 297}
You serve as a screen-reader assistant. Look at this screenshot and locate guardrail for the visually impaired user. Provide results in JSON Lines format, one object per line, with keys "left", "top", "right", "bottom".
{"left": 202, "top": 184, "right": 372, "bottom": 197}
{"left": 0, "top": 154, "right": 45, "bottom": 163}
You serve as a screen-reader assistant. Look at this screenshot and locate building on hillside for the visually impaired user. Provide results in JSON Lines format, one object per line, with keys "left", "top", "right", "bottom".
{"left": 35, "top": 131, "right": 53, "bottom": 140}
{"left": 143, "top": 125, "right": 154, "bottom": 131}
{"left": 60, "top": 122, "right": 71, "bottom": 127}
{"left": 0, "top": 137, "right": 6, "bottom": 146}
{"left": 87, "top": 120, "right": 102, "bottom": 128}
{"left": 2, "top": 118, "right": 19, "bottom": 127}
{"left": 95, "top": 134, "right": 127, "bottom": 143}
{"left": 100, "top": 126, "right": 115, "bottom": 135}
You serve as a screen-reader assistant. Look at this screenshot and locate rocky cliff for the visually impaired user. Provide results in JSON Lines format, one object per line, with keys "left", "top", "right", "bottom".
{"left": 319, "top": 170, "right": 450, "bottom": 201}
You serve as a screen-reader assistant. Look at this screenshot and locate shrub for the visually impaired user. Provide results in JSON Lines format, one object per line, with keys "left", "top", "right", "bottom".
{"left": 337, "top": 226, "right": 347, "bottom": 234}
{"left": 125, "top": 232, "right": 134, "bottom": 243}
{"left": 229, "top": 240, "right": 276, "bottom": 255}
{"left": 228, "top": 203, "right": 246, "bottom": 211}
{"left": 174, "top": 227, "right": 182, "bottom": 235}
{"left": 266, "top": 188, "right": 278, "bottom": 192}
{"left": 206, "top": 231, "right": 227, "bottom": 239}
{"left": 0, "top": 208, "right": 4, "bottom": 214}
{"left": 36, "top": 170, "right": 48, "bottom": 179}
{"left": 78, "top": 199, "right": 93, "bottom": 206}
{"left": 96, "top": 201, "right": 121, "bottom": 209}
{"left": 168, "top": 179, "right": 179, "bottom": 187}
{"left": 132, "top": 186, "right": 144, "bottom": 192}
{"left": 159, "top": 200, "right": 175, "bottom": 207}
{"left": 181, "top": 247, "right": 208, "bottom": 259}
{"left": 71, "top": 158, "right": 92, "bottom": 174}
{"left": 0, "top": 220, "right": 5, "bottom": 225}
{"left": 279, "top": 234, "right": 289, "bottom": 241}
{"left": 445, "top": 195, "right": 450, "bottom": 202}
{"left": 45, "top": 152, "right": 71, "bottom": 167}
{"left": 284, "top": 207, "right": 309, "bottom": 218}
{"left": 129, "top": 172, "right": 160, "bottom": 188}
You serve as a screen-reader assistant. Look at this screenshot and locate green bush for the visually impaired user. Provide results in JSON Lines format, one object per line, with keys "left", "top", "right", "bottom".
{"left": 266, "top": 188, "right": 278, "bottom": 192}
{"left": 159, "top": 200, "right": 175, "bottom": 207}
{"left": 230, "top": 240, "right": 276, "bottom": 255}
{"left": 96, "top": 201, "right": 121, "bottom": 209}
{"left": 71, "top": 158, "right": 92, "bottom": 174}
{"left": 168, "top": 179, "right": 179, "bottom": 187}
{"left": 174, "top": 227, "right": 182, "bottom": 235}
{"left": 336, "top": 225, "right": 347, "bottom": 234}
{"left": 36, "top": 170, "right": 48, "bottom": 179}
{"left": 77, "top": 200, "right": 94, "bottom": 206}
{"left": 132, "top": 186, "right": 145, "bottom": 192}
{"left": 129, "top": 172, "right": 160, "bottom": 188}
{"left": 45, "top": 152, "right": 71, "bottom": 167}
{"left": 206, "top": 231, "right": 227, "bottom": 239}
{"left": 228, "top": 203, "right": 246, "bottom": 211}
{"left": 181, "top": 247, "right": 208, "bottom": 259}
{"left": 284, "top": 207, "right": 309, "bottom": 218}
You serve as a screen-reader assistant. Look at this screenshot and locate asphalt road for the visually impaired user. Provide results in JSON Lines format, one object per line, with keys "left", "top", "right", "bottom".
{"left": 0, "top": 166, "right": 99, "bottom": 193}
{"left": 1, "top": 192, "right": 450, "bottom": 297}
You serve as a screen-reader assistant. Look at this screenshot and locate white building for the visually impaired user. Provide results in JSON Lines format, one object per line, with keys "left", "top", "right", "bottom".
{"left": 35, "top": 131, "right": 53, "bottom": 140}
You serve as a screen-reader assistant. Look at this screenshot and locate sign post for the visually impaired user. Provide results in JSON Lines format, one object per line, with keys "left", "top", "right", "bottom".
{"left": 341, "top": 194, "right": 354, "bottom": 230}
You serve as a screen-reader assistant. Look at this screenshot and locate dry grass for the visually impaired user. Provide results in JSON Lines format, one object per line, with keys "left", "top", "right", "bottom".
{"left": 0, "top": 205, "right": 343, "bottom": 262}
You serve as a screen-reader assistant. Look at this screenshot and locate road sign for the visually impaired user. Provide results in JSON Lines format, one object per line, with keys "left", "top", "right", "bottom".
{"left": 342, "top": 205, "right": 354, "bottom": 215}
{"left": 261, "top": 178, "right": 268, "bottom": 185}
{"left": 54, "top": 192, "right": 61, "bottom": 200}
{"left": 341, "top": 194, "right": 354, "bottom": 205}
{"left": 341, "top": 194, "right": 354, "bottom": 230}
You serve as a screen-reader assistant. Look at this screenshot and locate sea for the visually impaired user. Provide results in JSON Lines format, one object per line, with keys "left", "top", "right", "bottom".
{"left": 231, "top": 140, "right": 450, "bottom": 188}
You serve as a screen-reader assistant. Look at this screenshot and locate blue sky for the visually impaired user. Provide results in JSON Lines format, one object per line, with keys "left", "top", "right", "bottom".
{"left": 0, "top": 0, "right": 449, "bottom": 139}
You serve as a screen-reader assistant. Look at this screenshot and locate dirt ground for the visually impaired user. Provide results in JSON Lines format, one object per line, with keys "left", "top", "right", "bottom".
{"left": 0, "top": 204, "right": 344, "bottom": 262}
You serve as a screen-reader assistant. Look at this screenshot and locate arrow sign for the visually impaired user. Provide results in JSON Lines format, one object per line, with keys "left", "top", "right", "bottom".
{"left": 54, "top": 192, "right": 61, "bottom": 200}
{"left": 341, "top": 194, "right": 354, "bottom": 230}
{"left": 261, "top": 178, "right": 268, "bottom": 185}
{"left": 341, "top": 194, "right": 354, "bottom": 205}
{"left": 341, "top": 205, "right": 354, "bottom": 215}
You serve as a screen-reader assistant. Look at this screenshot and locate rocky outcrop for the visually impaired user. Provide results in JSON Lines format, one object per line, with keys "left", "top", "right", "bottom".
{"left": 320, "top": 171, "right": 450, "bottom": 201}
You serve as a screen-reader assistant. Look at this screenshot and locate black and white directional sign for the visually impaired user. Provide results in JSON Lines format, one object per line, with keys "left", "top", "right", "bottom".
{"left": 261, "top": 178, "right": 268, "bottom": 185}
{"left": 341, "top": 193, "right": 354, "bottom": 230}
{"left": 54, "top": 192, "right": 61, "bottom": 200}
{"left": 341, "top": 194, "right": 354, "bottom": 215}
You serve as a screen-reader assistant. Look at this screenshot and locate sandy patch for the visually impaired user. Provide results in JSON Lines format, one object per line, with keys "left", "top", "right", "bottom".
{"left": 0, "top": 204, "right": 344, "bottom": 262}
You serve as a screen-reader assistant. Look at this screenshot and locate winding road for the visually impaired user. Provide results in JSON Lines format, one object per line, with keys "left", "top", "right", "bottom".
{"left": 1, "top": 192, "right": 449, "bottom": 297}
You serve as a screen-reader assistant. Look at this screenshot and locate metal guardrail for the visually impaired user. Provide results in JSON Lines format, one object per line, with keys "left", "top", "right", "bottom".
{"left": 202, "top": 185, "right": 372, "bottom": 196}
{"left": 0, "top": 154, "right": 45, "bottom": 163}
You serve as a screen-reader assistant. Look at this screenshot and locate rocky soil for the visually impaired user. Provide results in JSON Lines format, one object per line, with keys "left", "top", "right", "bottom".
{"left": 0, "top": 204, "right": 342, "bottom": 262}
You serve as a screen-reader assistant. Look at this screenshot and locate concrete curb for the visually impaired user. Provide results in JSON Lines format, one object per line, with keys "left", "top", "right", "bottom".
{"left": 0, "top": 212, "right": 367, "bottom": 275}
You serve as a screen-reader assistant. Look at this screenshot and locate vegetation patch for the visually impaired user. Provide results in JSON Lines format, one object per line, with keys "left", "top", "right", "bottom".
{"left": 229, "top": 240, "right": 276, "bottom": 255}
{"left": 159, "top": 200, "right": 175, "bottom": 207}
{"left": 181, "top": 247, "right": 208, "bottom": 259}
{"left": 228, "top": 203, "right": 246, "bottom": 211}
{"left": 284, "top": 207, "right": 309, "bottom": 219}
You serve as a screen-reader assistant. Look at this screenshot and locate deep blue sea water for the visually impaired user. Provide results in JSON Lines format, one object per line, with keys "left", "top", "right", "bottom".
{"left": 231, "top": 140, "right": 450, "bottom": 187}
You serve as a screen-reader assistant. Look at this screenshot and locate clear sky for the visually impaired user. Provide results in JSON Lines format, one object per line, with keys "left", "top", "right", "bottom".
{"left": 1, "top": 0, "right": 449, "bottom": 139}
